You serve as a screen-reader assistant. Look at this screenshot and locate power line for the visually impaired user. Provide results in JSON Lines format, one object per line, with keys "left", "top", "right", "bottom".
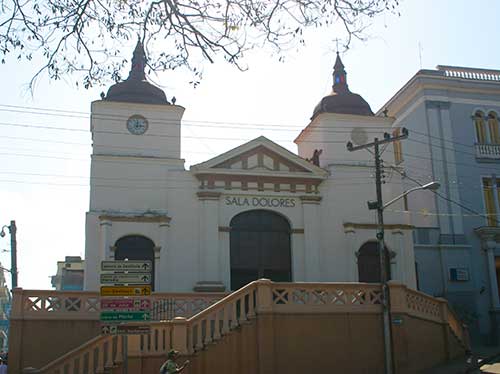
{"left": 392, "top": 167, "right": 499, "bottom": 226}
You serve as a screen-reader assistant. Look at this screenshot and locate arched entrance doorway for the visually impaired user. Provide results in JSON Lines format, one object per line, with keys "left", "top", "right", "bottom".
{"left": 357, "top": 241, "right": 391, "bottom": 283}
{"left": 114, "top": 235, "right": 155, "bottom": 290}
{"left": 230, "top": 210, "right": 292, "bottom": 290}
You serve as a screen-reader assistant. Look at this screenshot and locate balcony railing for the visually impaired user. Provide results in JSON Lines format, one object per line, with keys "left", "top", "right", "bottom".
{"left": 475, "top": 143, "right": 500, "bottom": 159}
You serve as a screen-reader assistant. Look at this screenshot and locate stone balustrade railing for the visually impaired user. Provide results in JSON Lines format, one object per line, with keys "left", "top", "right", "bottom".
{"left": 269, "top": 281, "right": 382, "bottom": 313}
{"left": 24, "top": 280, "right": 469, "bottom": 372}
{"left": 10, "top": 288, "right": 226, "bottom": 321}
{"left": 34, "top": 322, "right": 173, "bottom": 374}
{"left": 475, "top": 143, "right": 500, "bottom": 159}
{"left": 184, "top": 281, "right": 257, "bottom": 354}
{"left": 36, "top": 334, "right": 118, "bottom": 374}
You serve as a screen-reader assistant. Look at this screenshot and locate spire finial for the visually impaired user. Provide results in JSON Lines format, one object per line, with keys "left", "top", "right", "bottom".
{"left": 128, "top": 38, "right": 146, "bottom": 81}
{"left": 332, "top": 52, "right": 348, "bottom": 93}
{"left": 334, "top": 38, "right": 340, "bottom": 54}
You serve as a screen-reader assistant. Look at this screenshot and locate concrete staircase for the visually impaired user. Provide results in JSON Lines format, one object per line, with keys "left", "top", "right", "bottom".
{"left": 22, "top": 280, "right": 471, "bottom": 374}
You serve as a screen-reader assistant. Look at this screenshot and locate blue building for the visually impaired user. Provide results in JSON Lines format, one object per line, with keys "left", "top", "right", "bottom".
{"left": 381, "top": 65, "right": 500, "bottom": 343}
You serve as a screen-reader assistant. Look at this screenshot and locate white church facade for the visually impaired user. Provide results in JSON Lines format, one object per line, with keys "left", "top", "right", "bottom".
{"left": 84, "top": 42, "right": 417, "bottom": 292}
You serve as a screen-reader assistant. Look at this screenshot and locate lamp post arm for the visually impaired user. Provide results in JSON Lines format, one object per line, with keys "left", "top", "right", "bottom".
{"left": 382, "top": 186, "right": 422, "bottom": 210}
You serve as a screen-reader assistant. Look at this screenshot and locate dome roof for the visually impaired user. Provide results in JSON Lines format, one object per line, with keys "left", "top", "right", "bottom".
{"left": 312, "top": 92, "right": 374, "bottom": 118}
{"left": 104, "top": 41, "right": 170, "bottom": 105}
{"left": 311, "top": 53, "right": 373, "bottom": 119}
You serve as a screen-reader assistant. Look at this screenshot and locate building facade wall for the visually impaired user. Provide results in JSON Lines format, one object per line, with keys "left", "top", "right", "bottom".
{"left": 84, "top": 98, "right": 419, "bottom": 292}
{"left": 383, "top": 69, "right": 500, "bottom": 342}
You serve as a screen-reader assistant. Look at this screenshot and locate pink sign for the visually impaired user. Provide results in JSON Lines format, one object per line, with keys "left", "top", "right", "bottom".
{"left": 101, "top": 298, "right": 151, "bottom": 310}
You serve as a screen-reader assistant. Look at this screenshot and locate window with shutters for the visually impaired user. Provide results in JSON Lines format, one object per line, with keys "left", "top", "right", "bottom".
{"left": 488, "top": 112, "right": 500, "bottom": 144}
{"left": 474, "top": 111, "right": 487, "bottom": 144}
{"left": 482, "top": 177, "right": 498, "bottom": 227}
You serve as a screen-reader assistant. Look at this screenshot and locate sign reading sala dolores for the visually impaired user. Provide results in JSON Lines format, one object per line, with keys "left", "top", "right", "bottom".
{"left": 224, "top": 196, "right": 296, "bottom": 208}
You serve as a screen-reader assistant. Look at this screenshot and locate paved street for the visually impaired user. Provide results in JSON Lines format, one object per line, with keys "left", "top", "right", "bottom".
{"left": 423, "top": 346, "right": 500, "bottom": 374}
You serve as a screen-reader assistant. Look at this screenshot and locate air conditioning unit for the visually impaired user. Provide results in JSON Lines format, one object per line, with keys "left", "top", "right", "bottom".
{"left": 449, "top": 267, "right": 470, "bottom": 282}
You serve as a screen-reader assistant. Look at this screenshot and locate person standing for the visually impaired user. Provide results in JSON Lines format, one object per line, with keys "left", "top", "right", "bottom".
{"left": 0, "top": 358, "right": 7, "bottom": 374}
{"left": 160, "top": 349, "right": 189, "bottom": 374}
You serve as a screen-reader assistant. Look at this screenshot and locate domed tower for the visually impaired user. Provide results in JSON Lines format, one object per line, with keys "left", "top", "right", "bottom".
{"left": 104, "top": 41, "right": 170, "bottom": 105}
{"left": 84, "top": 41, "right": 185, "bottom": 291}
{"left": 295, "top": 52, "right": 389, "bottom": 167}
{"left": 311, "top": 52, "right": 373, "bottom": 119}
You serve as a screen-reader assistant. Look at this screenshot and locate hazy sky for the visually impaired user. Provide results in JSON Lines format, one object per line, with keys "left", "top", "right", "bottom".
{"left": 0, "top": 0, "right": 497, "bottom": 290}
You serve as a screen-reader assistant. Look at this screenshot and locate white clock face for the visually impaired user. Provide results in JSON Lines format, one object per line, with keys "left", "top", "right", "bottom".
{"left": 127, "top": 115, "right": 148, "bottom": 135}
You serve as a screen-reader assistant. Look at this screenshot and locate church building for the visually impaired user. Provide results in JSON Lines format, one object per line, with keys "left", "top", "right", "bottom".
{"left": 84, "top": 42, "right": 417, "bottom": 292}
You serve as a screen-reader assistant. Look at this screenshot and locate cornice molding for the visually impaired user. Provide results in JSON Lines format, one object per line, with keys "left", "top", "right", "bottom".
{"left": 197, "top": 191, "right": 222, "bottom": 200}
{"left": 343, "top": 222, "right": 414, "bottom": 230}
{"left": 474, "top": 226, "right": 500, "bottom": 241}
{"left": 300, "top": 195, "right": 322, "bottom": 204}
{"left": 98, "top": 214, "right": 171, "bottom": 223}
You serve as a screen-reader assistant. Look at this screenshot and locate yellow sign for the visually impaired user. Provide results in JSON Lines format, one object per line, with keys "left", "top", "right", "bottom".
{"left": 100, "top": 285, "right": 151, "bottom": 297}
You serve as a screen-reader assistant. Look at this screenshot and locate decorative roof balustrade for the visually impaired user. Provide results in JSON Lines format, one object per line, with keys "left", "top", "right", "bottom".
{"left": 436, "top": 65, "right": 500, "bottom": 82}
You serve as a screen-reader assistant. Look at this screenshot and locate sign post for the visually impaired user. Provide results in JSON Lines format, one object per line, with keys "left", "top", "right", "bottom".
{"left": 100, "top": 260, "right": 153, "bottom": 374}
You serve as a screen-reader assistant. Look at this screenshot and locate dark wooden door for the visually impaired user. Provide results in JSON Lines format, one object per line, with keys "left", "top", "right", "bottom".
{"left": 357, "top": 241, "right": 391, "bottom": 283}
{"left": 230, "top": 210, "right": 291, "bottom": 290}
{"left": 115, "top": 235, "right": 155, "bottom": 290}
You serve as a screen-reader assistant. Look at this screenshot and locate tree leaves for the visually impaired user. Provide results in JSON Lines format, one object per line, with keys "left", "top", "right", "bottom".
{"left": 0, "top": 0, "right": 400, "bottom": 91}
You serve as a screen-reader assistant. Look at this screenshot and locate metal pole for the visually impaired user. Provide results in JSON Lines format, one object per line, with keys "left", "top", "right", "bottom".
{"left": 123, "top": 335, "right": 128, "bottom": 374}
{"left": 374, "top": 141, "right": 394, "bottom": 374}
{"left": 9, "top": 220, "right": 17, "bottom": 289}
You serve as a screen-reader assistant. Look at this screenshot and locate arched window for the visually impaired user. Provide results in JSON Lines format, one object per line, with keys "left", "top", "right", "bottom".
{"left": 230, "top": 210, "right": 292, "bottom": 290}
{"left": 114, "top": 235, "right": 155, "bottom": 290}
{"left": 357, "top": 241, "right": 391, "bottom": 283}
{"left": 488, "top": 112, "right": 500, "bottom": 144}
{"left": 474, "top": 111, "right": 486, "bottom": 144}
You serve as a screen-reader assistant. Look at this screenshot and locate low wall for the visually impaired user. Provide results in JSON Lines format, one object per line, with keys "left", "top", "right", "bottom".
{"left": 11, "top": 281, "right": 467, "bottom": 374}
{"left": 8, "top": 288, "right": 224, "bottom": 373}
{"left": 180, "top": 314, "right": 450, "bottom": 374}
{"left": 9, "top": 319, "right": 101, "bottom": 373}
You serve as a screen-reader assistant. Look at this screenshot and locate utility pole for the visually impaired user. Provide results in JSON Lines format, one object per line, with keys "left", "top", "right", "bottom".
{"left": 1, "top": 220, "right": 17, "bottom": 289}
{"left": 347, "top": 128, "right": 408, "bottom": 374}
{"left": 9, "top": 220, "right": 17, "bottom": 289}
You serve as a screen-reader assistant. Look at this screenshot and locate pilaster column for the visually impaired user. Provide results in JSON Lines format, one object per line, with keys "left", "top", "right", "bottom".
{"left": 99, "top": 220, "right": 112, "bottom": 261}
{"left": 158, "top": 222, "right": 169, "bottom": 291}
{"left": 344, "top": 225, "right": 358, "bottom": 282}
{"left": 485, "top": 239, "right": 500, "bottom": 309}
{"left": 154, "top": 246, "right": 161, "bottom": 291}
{"left": 391, "top": 229, "right": 404, "bottom": 283}
{"left": 195, "top": 191, "right": 225, "bottom": 291}
{"left": 300, "top": 195, "right": 322, "bottom": 281}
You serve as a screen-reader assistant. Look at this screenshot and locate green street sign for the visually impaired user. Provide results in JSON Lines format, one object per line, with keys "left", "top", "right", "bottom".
{"left": 100, "top": 311, "right": 151, "bottom": 322}
{"left": 101, "top": 260, "right": 152, "bottom": 273}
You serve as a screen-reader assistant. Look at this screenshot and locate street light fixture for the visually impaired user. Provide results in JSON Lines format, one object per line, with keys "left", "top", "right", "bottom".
{"left": 382, "top": 181, "right": 440, "bottom": 210}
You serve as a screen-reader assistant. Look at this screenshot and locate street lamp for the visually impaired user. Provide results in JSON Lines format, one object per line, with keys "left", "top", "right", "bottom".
{"left": 368, "top": 181, "right": 440, "bottom": 374}
{"left": 0, "top": 221, "right": 17, "bottom": 289}
{"left": 382, "top": 181, "right": 440, "bottom": 210}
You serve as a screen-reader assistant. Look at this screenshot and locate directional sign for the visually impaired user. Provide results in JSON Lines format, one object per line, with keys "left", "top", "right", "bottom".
{"left": 101, "top": 324, "right": 118, "bottom": 335}
{"left": 101, "top": 324, "right": 151, "bottom": 335}
{"left": 100, "top": 273, "right": 151, "bottom": 285}
{"left": 101, "top": 298, "right": 152, "bottom": 311}
{"left": 101, "top": 260, "right": 152, "bottom": 273}
{"left": 100, "top": 311, "right": 151, "bottom": 322}
{"left": 100, "top": 285, "right": 151, "bottom": 297}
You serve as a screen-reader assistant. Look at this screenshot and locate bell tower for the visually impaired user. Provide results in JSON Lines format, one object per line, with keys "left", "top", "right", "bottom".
{"left": 84, "top": 40, "right": 185, "bottom": 290}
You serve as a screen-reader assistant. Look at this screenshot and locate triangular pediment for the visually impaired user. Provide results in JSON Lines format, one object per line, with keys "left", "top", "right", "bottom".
{"left": 190, "top": 136, "right": 328, "bottom": 179}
